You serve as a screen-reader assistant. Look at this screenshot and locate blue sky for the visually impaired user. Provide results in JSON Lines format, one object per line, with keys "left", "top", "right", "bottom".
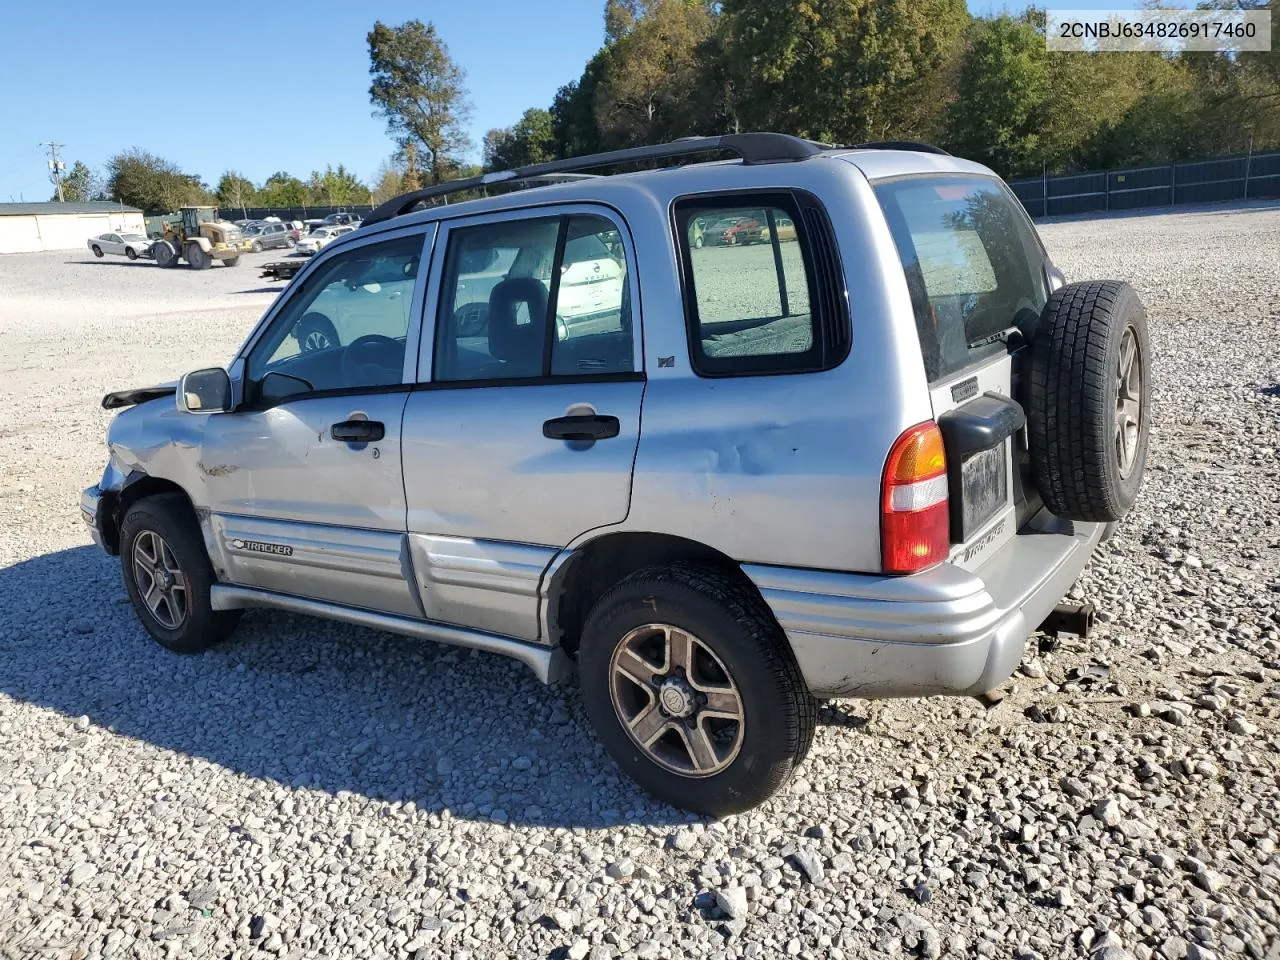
{"left": 0, "top": 0, "right": 1149, "bottom": 202}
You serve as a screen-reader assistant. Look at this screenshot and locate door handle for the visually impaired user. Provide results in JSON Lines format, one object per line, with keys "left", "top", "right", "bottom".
{"left": 331, "top": 419, "right": 385, "bottom": 442}
{"left": 542, "top": 414, "right": 620, "bottom": 442}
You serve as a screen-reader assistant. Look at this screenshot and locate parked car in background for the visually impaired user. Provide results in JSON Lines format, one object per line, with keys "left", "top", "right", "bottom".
{"left": 295, "top": 224, "right": 355, "bottom": 255}
{"left": 243, "top": 221, "right": 295, "bottom": 252}
{"left": 287, "top": 220, "right": 304, "bottom": 241}
{"left": 757, "top": 214, "right": 797, "bottom": 243}
{"left": 87, "top": 232, "right": 152, "bottom": 261}
{"left": 700, "top": 215, "right": 762, "bottom": 246}
{"left": 323, "top": 212, "right": 360, "bottom": 226}
{"left": 302, "top": 219, "right": 326, "bottom": 235}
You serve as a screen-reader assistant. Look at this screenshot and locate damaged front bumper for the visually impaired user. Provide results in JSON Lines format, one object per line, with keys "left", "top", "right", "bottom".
{"left": 744, "top": 509, "right": 1106, "bottom": 699}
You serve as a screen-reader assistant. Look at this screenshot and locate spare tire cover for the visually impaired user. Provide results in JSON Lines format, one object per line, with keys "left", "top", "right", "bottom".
{"left": 1028, "top": 279, "right": 1151, "bottom": 523}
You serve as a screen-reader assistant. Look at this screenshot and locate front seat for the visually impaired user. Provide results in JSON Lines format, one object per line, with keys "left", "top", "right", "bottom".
{"left": 483, "top": 277, "right": 548, "bottom": 378}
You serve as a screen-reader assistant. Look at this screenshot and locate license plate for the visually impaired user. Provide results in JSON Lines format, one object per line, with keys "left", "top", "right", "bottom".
{"left": 959, "top": 443, "right": 1007, "bottom": 540}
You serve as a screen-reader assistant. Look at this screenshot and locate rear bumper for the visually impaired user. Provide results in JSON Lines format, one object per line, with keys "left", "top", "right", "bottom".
{"left": 744, "top": 510, "right": 1104, "bottom": 698}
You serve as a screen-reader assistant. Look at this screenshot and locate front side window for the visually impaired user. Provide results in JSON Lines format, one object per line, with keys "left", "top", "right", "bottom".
{"left": 434, "top": 213, "right": 633, "bottom": 382}
{"left": 246, "top": 234, "right": 423, "bottom": 403}
{"left": 675, "top": 194, "right": 841, "bottom": 376}
{"left": 874, "top": 175, "right": 1047, "bottom": 382}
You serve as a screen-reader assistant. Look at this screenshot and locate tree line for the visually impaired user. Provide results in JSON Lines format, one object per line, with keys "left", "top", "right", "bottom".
{"left": 469, "top": 1, "right": 1280, "bottom": 183}
{"left": 57, "top": 1, "right": 1280, "bottom": 211}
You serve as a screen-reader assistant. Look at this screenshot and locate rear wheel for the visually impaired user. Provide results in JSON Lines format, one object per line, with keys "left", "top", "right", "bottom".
{"left": 224, "top": 256, "right": 240, "bottom": 268}
{"left": 119, "top": 493, "right": 241, "bottom": 654}
{"left": 579, "top": 564, "right": 816, "bottom": 816}
{"left": 186, "top": 242, "right": 211, "bottom": 270}
{"left": 91, "top": 245, "right": 103, "bottom": 258}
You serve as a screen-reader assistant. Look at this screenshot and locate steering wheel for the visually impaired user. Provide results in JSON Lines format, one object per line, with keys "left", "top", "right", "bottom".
{"left": 341, "top": 335, "right": 403, "bottom": 386}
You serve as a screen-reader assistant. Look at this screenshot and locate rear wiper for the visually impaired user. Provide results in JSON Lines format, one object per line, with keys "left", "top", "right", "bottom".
{"left": 968, "top": 326, "right": 1025, "bottom": 350}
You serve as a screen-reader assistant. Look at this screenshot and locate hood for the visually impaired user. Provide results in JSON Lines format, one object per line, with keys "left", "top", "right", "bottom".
{"left": 102, "top": 381, "right": 178, "bottom": 410}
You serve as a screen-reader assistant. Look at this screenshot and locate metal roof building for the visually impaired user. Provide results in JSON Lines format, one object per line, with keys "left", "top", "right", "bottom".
{"left": 0, "top": 201, "right": 145, "bottom": 254}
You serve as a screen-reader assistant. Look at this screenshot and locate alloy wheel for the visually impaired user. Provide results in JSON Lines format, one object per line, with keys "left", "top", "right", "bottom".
{"left": 132, "top": 530, "right": 188, "bottom": 630}
{"left": 608, "top": 623, "right": 745, "bottom": 777}
{"left": 1115, "top": 325, "right": 1143, "bottom": 478}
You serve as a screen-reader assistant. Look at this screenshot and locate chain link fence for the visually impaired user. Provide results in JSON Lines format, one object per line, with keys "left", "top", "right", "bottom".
{"left": 1008, "top": 151, "right": 1280, "bottom": 218}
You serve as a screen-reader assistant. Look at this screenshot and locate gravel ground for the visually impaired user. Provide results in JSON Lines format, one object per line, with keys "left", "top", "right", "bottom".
{"left": 2, "top": 206, "right": 1280, "bottom": 960}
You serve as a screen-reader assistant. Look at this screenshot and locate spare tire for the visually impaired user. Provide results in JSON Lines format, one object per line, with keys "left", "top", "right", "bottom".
{"left": 1028, "top": 280, "right": 1151, "bottom": 523}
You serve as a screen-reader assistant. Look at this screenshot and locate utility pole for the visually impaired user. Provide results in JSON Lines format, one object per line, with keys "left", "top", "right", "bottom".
{"left": 41, "top": 141, "right": 66, "bottom": 202}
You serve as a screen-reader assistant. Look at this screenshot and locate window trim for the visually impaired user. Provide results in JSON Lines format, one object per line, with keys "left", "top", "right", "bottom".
{"left": 671, "top": 189, "right": 850, "bottom": 378}
{"left": 237, "top": 227, "right": 435, "bottom": 411}
{"left": 423, "top": 203, "right": 642, "bottom": 386}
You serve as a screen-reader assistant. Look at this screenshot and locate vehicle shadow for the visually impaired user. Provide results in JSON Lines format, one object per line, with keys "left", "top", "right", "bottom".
{"left": 232, "top": 287, "right": 284, "bottom": 295}
{"left": 67, "top": 259, "right": 155, "bottom": 267}
{"left": 0, "top": 545, "right": 693, "bottom": 829}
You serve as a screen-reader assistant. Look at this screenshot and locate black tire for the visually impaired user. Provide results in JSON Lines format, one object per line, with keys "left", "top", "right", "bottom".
{"left": 152, "top": 240, "right": 177, "bottom": 268}
{"left": 186, "top": 243, "right": 211, "bottom": 270}
{"left": 119, "top": 493, "right": 241, "bottom": 654}
{"left": 294, "top": 312, "right": 339, "bottom": 352}
{"left": 126, "top": 247, "right": 138, "bottom": 260}
{"left": 579, "top": 564, "right": 816, "bottom": 816}
{"left": 92, "top": 245, "right": 103, "bottom": 258}
{"left": 224, "top": 256, "right": 240, "bottom": 268}
{"left": 1028, "top": 280, "right": 1151, "bottom": 523}
{"left": 251, "top": 240, "right": 262, "bottom": 253}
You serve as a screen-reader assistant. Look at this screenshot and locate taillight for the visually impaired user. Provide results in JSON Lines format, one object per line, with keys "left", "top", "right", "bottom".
{"left": 881, "top": 422, "right": 949, "bottom": 574}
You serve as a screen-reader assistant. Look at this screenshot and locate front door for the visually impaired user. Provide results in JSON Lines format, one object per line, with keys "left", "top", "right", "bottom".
{"left": 401, "top": 208, "right": 643, "bottom": 640}
{"left": 200, "top": 228, "right": 432, "bottom": 616}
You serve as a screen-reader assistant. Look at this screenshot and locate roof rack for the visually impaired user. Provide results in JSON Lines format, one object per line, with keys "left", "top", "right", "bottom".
{"left": 854, "top": 140, "right": 951, "bottom": 156}
{"left": 363, "top": 132, "right": 825, "bottom": 227}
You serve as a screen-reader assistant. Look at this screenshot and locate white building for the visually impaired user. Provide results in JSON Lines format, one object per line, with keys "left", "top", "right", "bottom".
{"left": 0, "top": 201, "right": 146, "bottom": 254}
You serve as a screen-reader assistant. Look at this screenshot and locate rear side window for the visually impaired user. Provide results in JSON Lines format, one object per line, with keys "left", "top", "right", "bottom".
{"left": 874, "top": 175, "right": 1047, "bottom": 383}
{"left": 674, "top": 192, "right": 848, "bottom": 376}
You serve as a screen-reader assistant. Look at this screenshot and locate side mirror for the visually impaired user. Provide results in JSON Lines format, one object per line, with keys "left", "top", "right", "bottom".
{"left": 178, "top": 367, "right": 232, "bottom": 414}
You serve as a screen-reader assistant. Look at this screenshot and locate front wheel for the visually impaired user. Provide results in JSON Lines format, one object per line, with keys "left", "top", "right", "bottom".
{"left": 251, "top": 240, "right": 262, "bottom": 253}
{"left": 579, "top": 564, "right": 816, "bottom": 816}
{"left": 119, "top": 493, "right": 241, "bottom": 654}
{"left": 126, "top": 247, "right": 138, "bottom": 260}
{"left": 186, "top": 242, "right": 211, "bottom": 270}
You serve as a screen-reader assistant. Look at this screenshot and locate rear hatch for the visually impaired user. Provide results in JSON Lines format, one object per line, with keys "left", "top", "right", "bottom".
{"left": 873, "top": 174, "right": 1051, "bottom": 570}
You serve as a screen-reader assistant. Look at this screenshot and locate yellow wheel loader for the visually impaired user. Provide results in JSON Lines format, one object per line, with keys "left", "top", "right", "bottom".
{"left": 151, "top": 207, "right": 252, "bottom": 269}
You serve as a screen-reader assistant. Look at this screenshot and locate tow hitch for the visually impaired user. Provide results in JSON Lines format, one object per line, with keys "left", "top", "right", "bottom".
{"left": 1038, "top": 602, "right": 1096, "bottom": 639}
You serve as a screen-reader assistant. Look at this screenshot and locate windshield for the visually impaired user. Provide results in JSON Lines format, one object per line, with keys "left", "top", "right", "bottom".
{"left": 120, "top": 233, "right": 146, "bottom": 242}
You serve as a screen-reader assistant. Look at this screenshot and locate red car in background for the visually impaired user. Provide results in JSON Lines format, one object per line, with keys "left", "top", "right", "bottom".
{"left": 702, "top": 215, "right": 763, "bottom": 246}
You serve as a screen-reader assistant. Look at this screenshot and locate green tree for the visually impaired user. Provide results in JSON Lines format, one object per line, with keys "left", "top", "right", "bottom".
{"left": 483, "top": 108, "right": 557, "bottom": 170}
{"left": 944, "top": 14, "right": 1048, "bottom": 176}
{"left": 306, "top": 164, "right": 368, "bottom": 205}
{"left": 368, "top": 19, "right": 473, "bottom": 184}
{"left": 551, "top": 49, "right": 614, "bottom": 158}
{"left": 370, "top": 158, "right": 408, "bottom": 204}
{"left": 594, "top": 0, "right": 719, "bottom": 147}
{"left": 215, "top": 171, "right": 256, "bottom": 216}
{"left": 256, "top": 172, "right": 308, "bottom": 208}
{"left": 57, "top": 161, "right": 98, "bottom": 202}
{"left": 721, "top": 0, "right": 969, "bottom": 145}
{"left": 105, "top": 149, "right": 209, "bottom": 213}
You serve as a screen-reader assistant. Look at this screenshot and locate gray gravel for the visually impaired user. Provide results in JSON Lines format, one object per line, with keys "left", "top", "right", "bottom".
{"left": 3, "top": 205, "right": 1280, "bottom": 959}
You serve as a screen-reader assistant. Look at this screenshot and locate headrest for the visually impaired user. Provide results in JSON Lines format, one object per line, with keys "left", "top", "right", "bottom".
{"left": 488, "top": 277, "right": 548, "bottom": 370}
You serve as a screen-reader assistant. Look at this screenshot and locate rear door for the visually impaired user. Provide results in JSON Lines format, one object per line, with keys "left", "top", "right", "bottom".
{"left": 874, "top": 175, "right": 1050, "bottom": 568}
{"left": 400, "top": 205, "right": 643, "bottom": 641}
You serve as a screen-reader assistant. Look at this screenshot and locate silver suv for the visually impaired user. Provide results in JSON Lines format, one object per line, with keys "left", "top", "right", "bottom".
{"left": 81, "top": 134, "right": 1151, "bottom": 814}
